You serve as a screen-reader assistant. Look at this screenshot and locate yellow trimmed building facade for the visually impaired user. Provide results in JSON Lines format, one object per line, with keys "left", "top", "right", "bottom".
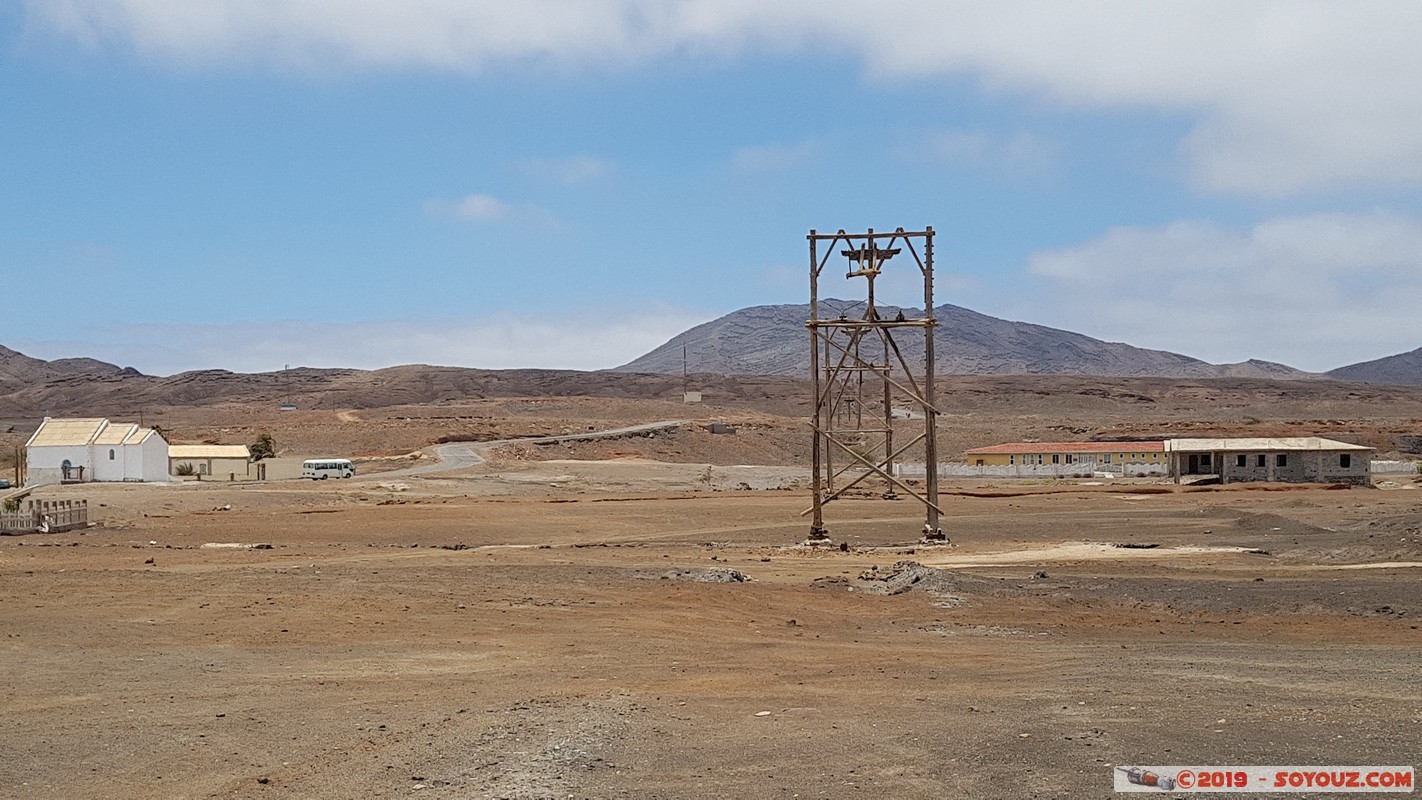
{"left": 168, "top": 444, "right": 254, "bottom": 481}
{"left": 962, "top": 441, "right": 1166, "bottom": 476}
{"left": 959, "top": 438, "right": 1373, "bottom": 483}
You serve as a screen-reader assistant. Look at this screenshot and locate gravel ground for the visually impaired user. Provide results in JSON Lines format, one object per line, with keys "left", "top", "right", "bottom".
{"left": 4, "top": 470, "right": 1421, "bottom": 798}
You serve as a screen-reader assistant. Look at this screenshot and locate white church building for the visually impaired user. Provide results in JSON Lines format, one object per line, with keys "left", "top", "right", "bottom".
{"left": 25, "top": 417, "right": 170, "bottom": 485}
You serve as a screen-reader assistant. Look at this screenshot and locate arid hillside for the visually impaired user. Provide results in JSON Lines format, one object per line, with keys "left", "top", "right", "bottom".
{"left": 1327, "top": 345, "right": 1422, "bottom": 385}
{"left": 4, "top": 369, "right": 1421, "bottom": 477}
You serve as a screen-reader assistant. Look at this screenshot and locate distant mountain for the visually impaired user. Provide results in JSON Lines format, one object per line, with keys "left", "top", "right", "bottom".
{"left": 615, "top": 301, "right": 1316, "bottom": 379}
{"left": 1326, "top": 347, "right": 1422, "bottom": 385}
{"left": 0, "top": 345, "right": 137, "bottom": 385}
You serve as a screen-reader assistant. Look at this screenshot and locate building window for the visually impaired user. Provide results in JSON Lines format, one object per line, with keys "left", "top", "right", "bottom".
{"left": 1104, "top": 453, "right": 1112, "bottom": 464}
{"left": 1009, "top": 455, "right": 1015, "bottom": 465}
{"left": 1277, "top": 454, "right": 1288, "bottom": 467}
{"left": 1340, "top": 453, "right": 1352, "bottom": 468}
{"left": 1065, "top": 454, "right": 1074, "bottom": 464}
{"left": 1256, "top": 454, "right": 1266, "bottom": 467}
{"left": 109, "top": 449, "right": 115, "bottom": 460}
{"left": 1235, "top": 454, "right": 1246, "bottom": 467}
{"left": 1052, "top": 454, "right": 1060, "bottom": 464}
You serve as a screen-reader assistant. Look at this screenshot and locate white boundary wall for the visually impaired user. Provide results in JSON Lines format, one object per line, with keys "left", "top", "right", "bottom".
{"left": 899, "top": 462, "right": 1168, "bottom": 479}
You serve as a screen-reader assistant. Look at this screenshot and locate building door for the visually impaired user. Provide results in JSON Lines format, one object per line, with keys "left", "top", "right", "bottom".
{"left": 1187, "top": 454, "right": 1200, "bottom": 474}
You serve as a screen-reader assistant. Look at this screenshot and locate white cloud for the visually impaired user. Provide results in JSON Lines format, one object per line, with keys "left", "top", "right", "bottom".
{"left": 1017, "top": 211, "right": 1422, "bottom": 371}
{"left": 424, "top": 193, "right": 563, "bottom": 229}
{"left": 451, "top": 193, "right": 508, "bottom": 221}
{"left": 731, "top": 140, "right": 822, "bottom": 173}
{"left": 14, "top": 307, "right": 715, "bottom": 375}
{"left": 917, "top": 129, "right": 1060, "bottom": 180}
{"left": 519, "top": 156, "right": 615, "bottom": 186}
{"left": 25, "top": 3, "right": 1422, "bottom": 193}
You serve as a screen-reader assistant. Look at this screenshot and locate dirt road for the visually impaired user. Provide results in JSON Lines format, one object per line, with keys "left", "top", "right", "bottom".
{"left": 378, "top": 420, "right": 691, "bottom": 478}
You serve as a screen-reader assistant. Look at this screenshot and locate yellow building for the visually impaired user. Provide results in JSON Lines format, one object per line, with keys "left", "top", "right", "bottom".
{"left": 168, "top": 444, "right": 253, "bottom": 481}
{"left": 963, "top": 441, "right": 1166, "bottom": 469}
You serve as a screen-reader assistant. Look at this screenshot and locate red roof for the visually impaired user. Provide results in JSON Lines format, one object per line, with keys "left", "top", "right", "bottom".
{"left": 964, "top": 441, "right": 1165, "bottom": 455}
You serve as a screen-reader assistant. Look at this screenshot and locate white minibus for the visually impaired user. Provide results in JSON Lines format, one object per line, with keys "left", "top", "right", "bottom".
{"left": 302, "top": 458, "right": 355, "bottom": 479}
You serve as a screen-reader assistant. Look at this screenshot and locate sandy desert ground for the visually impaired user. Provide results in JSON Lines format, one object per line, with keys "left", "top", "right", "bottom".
{"left": 3, "top": 382, "right": 1422, "bottom": 799}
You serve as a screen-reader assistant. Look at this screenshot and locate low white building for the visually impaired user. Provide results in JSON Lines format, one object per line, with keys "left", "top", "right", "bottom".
{"left": 25, "top": 417, "right": 170, "bottom": 485}
{"left": 168, "top": 444, "right": 253, "bottom": 481}
{"left": 1166, "top": 437, "right": 1373, "bottom": 486}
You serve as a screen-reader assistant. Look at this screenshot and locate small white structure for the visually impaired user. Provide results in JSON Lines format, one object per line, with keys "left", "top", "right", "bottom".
{"left": 25, "top": 417, "right": 170, "bottom": 485}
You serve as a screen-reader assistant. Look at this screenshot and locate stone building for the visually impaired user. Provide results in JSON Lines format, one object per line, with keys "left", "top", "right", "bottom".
{"left": 1165, "top": 437, "right": 1373, "bottom": 485}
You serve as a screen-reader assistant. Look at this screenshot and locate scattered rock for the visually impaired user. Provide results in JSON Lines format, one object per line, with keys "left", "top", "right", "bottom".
{"left": 854, "top": 561, "right": 991, "bottom": 607}
{"left": 655, "top": 568, "right": 749, "bottom": 583}
{"left": 858, "top": 561, "right": 945, "bottom": 596}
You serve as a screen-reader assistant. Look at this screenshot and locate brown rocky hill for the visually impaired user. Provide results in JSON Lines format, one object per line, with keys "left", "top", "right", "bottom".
{"left": 1, "top": 334, "right": 1417, "bottom": 432}
{"left": 6, "top": 342, "right": 1422, "bottom": 460}
{"left": 0, "top": 344, "right": 137, "bottom": 385}
{"left": 614, "top": 301, "right": 1315, "bottom": 379}
{"left": 0, "top": 353, "right": 802, "bottom": 421}
{"left": 1326, "top": 346, "right": 1422, "bottom": 385}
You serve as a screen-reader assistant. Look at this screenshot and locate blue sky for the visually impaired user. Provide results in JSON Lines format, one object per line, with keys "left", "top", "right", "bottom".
{"left": 5, "top": 1, "right": 1422, "bottom": 375}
